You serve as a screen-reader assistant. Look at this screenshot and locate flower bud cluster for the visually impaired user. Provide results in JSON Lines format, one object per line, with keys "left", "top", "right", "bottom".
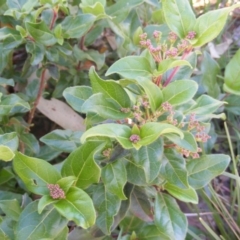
{"left": 139, "top": 30, "right": 196, "bottom": 63}
{"left": 188, "top": 113, "right": 211, "bottom": 142}
{"left": 129, "top": 134, "right": 141, "bottom": 143}
{"left": 177, "top": 146, "right": 202, "bottom": 159}
{"left": 47, "top": 184, "right": 65, "bottom": 199}
{"left": 102, "top": 148, "right": 112, "bottom": 158}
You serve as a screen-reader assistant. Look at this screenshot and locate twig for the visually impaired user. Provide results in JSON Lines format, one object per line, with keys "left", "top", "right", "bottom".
{"left": 163, "top": 49, "right": 192, "bottom": 87}
{"left": 27, "top": 68, "right": 47, "bottom": 128}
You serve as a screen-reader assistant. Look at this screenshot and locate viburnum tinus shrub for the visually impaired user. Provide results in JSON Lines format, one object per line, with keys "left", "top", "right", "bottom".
{"left": 1, "top": 0, "right": 240, "bottom": 239}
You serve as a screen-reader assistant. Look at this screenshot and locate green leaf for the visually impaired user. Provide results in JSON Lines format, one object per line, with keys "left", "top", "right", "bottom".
{"left": 201, "top": 51, "right": 220, "bottom": 98}
{"left": 40, "top": 130, "right": 82, "bottom": 153}
{"left": 158, "top": 59, "right": 192, "bottom": 74}
{"left": 20, "top": 133, "right": 40, "bottom": 156}
{"left": 38, "top": 195, "right": 56, "bottom": 214}
{"left": 61, "top": 141, "right": 104, "bottom": 189}
{"left": 25, "top": 21, "right": 57, "bottom": 46}
{"left": 81, "top": 2, "right": 106, "bottom": 18}
{"left": 225, "top": 95, "right": 240, "bottom": 115}
{"left": 93, "top": 184, "right": 121, "bottom": 235}
{"left": 0, "top": 77, "right": 14, "bottom": 87}
{"left": 105, "top": 56, "right": 152, "bottom": 80}
{"left": 89, "top": 67, "right": 131, "bottom": 108}
{"left": 160, "top": 150, "right": 189, "bottom": 189}
{"left": 186, "top": 95, "right": 224, "bottom": 116}
{"left": 81, "top": 123, "right": 133, "bottom": 149}
{"left": 164, "top": 183, "right": 198, "bottom": 204}
{"left": 0, "top": 167, "right": 15, "bottom": 185}
{"left": 0, "top": 146, "right": 15, "bottom": 162}
{"left": 170, "top": 52, "right": 198, "bottom": 81}
{"left": 139, "top": 122, "right": 183, "bottom": 146}
{"left": 129, "top": 187, "right": 153, "bottom": 222}
{"left": 61, "top": 14, "right": 96, "bottom": 39}
{"left": 0, "top": 217, "right": 16, "bottom": 240}
{"left": 165, "top": 131, "right": 197, "bottom": 152}
{"left": 57, "top": 176, "right": 76, "bottom": 194}
{"left": 0, "top": 199, "right": 22, "bottom": 221}
{"left": 162, "top": 0, "right": 196, "bottom": 38}
{"left": 16, "top": 200, "right": 68, "bottom": 240}
{"left": 224, "top": 49, "right": 240, "bottom": 96}
{"left": 7, "top": 0, "right": 27, "bottom": 10}
{"left": 13, "top": 152, "right": 61, "bottom": 195}
{"left": 137, "top": 224, "right": 172, "bottom": 240}
{"left": 102, "top": 160, "right": 127, "bottom": 200}
{"left": 193, "top": 6, "right": 235, "bottom": 47}
{"left": 0, "top": 94, "right": 30, "bottom": 116}
{"left": 126, "top": 139, "right": 163, "bottom": 185}
{"left": 0, "top": 27, "right": 21, "bottom": 41}
{"left": 187, "top": 154, "right": 230, "bottom": 189}
{"left": 21, "top": 0, "right": 38, "bottom": 12}
{"left": 154, "top": 193, "right": 187, "bottom": 240}
{"left": 63, "top": 86, "right": 92, "bottom": 113}
{"left": 81, "top": 93, "right": 130, "bottom": 119}
{"left": 54, "top": 187, "right": 96, "bottom": 228}
{"left": 162, "top": 80, "right": 198, "bottom": 106}
{"left": 137, "top": 77, "right": 163, "bottom": 111}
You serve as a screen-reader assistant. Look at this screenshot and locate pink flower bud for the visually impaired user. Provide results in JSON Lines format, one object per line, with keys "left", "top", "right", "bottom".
{"left": 129, "top": 134, "right": 141, "bottom": 143}
{"left": 47, "top": 184, "right": 65, "bottom": 199}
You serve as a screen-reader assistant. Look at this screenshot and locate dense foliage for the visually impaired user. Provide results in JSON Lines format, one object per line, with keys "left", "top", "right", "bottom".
{"left": 0, "top": 0, "right": 240, "bottom": 239}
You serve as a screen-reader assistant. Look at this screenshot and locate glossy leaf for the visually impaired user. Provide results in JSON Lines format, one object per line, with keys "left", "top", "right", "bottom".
{"left": 186, "top": 95, "right": 224, "bottom": 116}
{"left": 40, "top": 129, "right": 82, "bottom": 153}
{"left": 16, "top": 201, "right": 68, "bottom": 240}
{"left": 137, "top": 77, "right": 163, "bottom": 111}
{"left": 158, "top": 59, "right": 192, "bottom": 74}
{"left": 170, "top": 52, "right": 198, "bottom": 81}
{"left": 160, "top": 150, "right": 189, "bottom": 189}
{"left": 154, "top": 192, "right": 187, "bottom": 240}
{"left": 126, "top": 138, "right": 163, "bottom": 185}
{"left": 139, "top": 122, "right": 184, "bottom": 146}
{"left": 0, "top": 167, "right": 14, "bottom": 185}
{"left": 102, "top": 160, "right": 127, "bottom": 200}
{"left": 165, "top": 131, "right": 197, "bottom": 152}
{"left": 25, "top": 21, "right": 57, "bottom": 46}
{"left": 38, "top": 195, "right": 57, "bottom": 214}
{"left": 0, "top": 199, "right": 21, "bottom": 221}
{"left": 61, "top": 141, "right": 104, "bottom": 189}
{"left": 162, "top": 0, "right": 196, "bottom": 38}
{"left": 0, "top": 133, "right": 18, "bottom": 151}
{"left": 201, "top": 51, "right": 220, "bottom": 98}
{"left": 137, "top": 224, "right": 172, "bottom": 240}
{"left": 13, "top": 152, "right": 61, "bottom": 195}
{"left": 63, "top": 86, "right": 93, "bottom": 113}
{"left": 93, "top": 184, "right": 121, "bottom": 235}
{"left": 54, "top": 187, "right": 96, "bottom": 228}
{"left": 61, "top": 14, "right": 96, "bottom": 39}
{"left": 0, "top": 94, "right": 30, "bottom": 116}
{"left": 224, "top": 49, "right": 240, "bottom": 96}
{"left": 164, "top": 183, "right": 198, "bottom": 204}
{"left": 105, "top": 56, "right": 152, "bottom": 80}
{"left": 89, "top": 67, "right": 131, "bottom": 108}
{"left": 0, "top": 77, "right": 14, "bottom": 86}
{"left": 193, "top": 6, "right": 237, "bottom": 47}
{"left": 81, "top": 93, "right": 130, "bottom": 120}
{"left": 187, "top": 154, "right": 230, "bottom": 189}
{"left": 130, "top": 187, "right": 153, "bottom": 222}
{"left": 81, "top": 123, "right": 133, "bottom": 149}
{"left": 162, "top": 80, "right": 198, "bottom": 106}
{"left": 0, "top": 146, "right": 15, "bottom": 162}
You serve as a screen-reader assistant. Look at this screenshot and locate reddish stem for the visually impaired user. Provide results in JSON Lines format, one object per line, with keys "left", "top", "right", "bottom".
{"left": 50, "top": 8, "right": 58, "bottom": 30}
{"left": 163, "top": 49, "right": 191, "bottom": 87}
{"left": 27, "top": 68, "right": 47, "bottom": 127}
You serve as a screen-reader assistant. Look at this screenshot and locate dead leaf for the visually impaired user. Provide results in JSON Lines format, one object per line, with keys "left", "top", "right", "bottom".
{"left": 37, "top": 97, "right": 86, "bottom": 131}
